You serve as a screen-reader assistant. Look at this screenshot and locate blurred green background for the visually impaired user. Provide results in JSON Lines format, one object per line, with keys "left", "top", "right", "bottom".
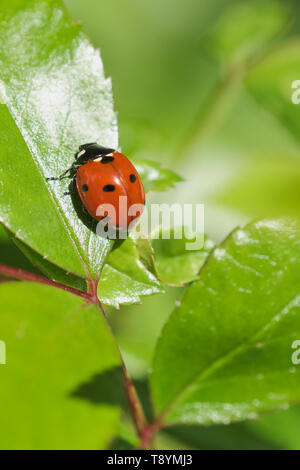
{"left": 2, "top": 0, "right": 300, "bottom": 449}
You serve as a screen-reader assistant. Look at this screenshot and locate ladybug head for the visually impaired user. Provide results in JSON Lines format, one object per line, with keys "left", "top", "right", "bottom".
{"left": 75, "top": 143, "right": 115, "bottom": 164}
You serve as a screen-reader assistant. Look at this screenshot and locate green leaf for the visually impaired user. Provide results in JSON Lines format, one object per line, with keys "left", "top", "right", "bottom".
{"left": 11, "top": 228, "right": 164, "bottom": 305}
{"left": 0, "top": 225, "right": 41, "bottom": 273}
{"left": 212, "top": 154, "right": 300, "bottom": 218}
{"left": 0, "top": 0, "right": 117, "bottom": 280}
{"left": 151, "top": 227, "right": 214, "bottom": 286}
{"left": 0, "top": 224, "right": 8, "bottom": 243}
{"left": 13, "top": 234, "right": 87, "bottom": 291}
{"left": 0, "top": 282, "right": 121, "bottom": 449}
{"left": 246, "top": 404, "right": 300, "bottom": 450}
{"left": 133, "top": 159, "right": 183, "bottom": 193}
{"left": 246, "top": 39, "right": 300, "bottom": 145}
{"left": 1, "top": 223, "right": 85, "bottom": 289}
{"left": 151, "top": 218, "right": 300, "bottom": 425}
{"left": 111, "top": 286, "right": 181, "bottom": 379}
{"left": 158, "top": 421, "right": 277, "bottom": 450}
{"left": 7, "top": 226, "right": 164, "bottom": 306}
{"left": 135, "top": 237, "right": 158, "bottom": 278}
{"left": 211, "top": 0, "right": 289, "bottom": 64}
{"left": 98, "top": 236, "right": 163, "bottom": 308}
{"left": 110, "top": 421, "right": 140, "bottom": 450}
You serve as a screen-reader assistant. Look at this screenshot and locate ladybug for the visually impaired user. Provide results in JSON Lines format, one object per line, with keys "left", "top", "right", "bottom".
{"left": 48, "top": 143, "right": 145, "bottom": 229}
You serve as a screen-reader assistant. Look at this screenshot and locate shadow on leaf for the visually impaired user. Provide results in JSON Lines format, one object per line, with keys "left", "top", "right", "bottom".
{"left": 71, "top": 368, "right": 153, "bottom": 421}
{"left": 71, "top": 366, "right": 127, "bottom": 407}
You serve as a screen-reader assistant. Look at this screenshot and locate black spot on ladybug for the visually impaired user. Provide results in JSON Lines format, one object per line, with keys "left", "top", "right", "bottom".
{"left": 130, "top": 174, "right": 136, "bottom": 183}
{"left": 82, "top": 184, "right": 89, "bottom": 192}
{"left": 103, "top": 184, "right": 115, "bottom": 192}
{"left": 101, "top": 156, "right": 114, "bottom": 164}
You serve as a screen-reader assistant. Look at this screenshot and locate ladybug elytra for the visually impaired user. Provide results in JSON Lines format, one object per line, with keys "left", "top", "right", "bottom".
{"left": 48, "top": 143, "right": 145, "bottom": 229}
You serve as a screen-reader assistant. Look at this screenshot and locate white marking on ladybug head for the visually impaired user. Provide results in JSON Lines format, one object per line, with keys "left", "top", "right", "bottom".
{"left": 77, "top": 149, "right": 86, "bottom": 158}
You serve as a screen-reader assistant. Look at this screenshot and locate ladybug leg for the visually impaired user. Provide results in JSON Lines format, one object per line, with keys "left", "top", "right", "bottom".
{"left": 63, "top": 188, "right": 74, "bottom": 196}
{"left": 47, "top": 164, "right": 80, "bottom": 181}
{"left": 47, "top": 166, "right": 73, "bottom": 180}
{"left": 63, "top": 175, "right": 76, "bottom": 196}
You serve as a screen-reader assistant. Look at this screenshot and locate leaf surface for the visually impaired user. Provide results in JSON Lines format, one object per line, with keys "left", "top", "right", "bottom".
{"left": 0, "top": 282, "right": 121, "bottom": 449}
{"left": 152, "top": 228, "right": 214, "bottom": 286}
{"left": 151, "top": 218, "right": 300, "bottom": 425}
{"left": 98, "top": 236, "right": 163, "bottom": 308}
{"left": 0, "top": 0, "right": 117, "bottom": 279}
{"left": 133, "top": 159, "right": 183, "bottom": 193}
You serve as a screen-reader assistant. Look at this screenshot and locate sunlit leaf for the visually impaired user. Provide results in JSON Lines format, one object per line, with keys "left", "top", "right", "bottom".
{"left": 0, "top": 0, "right": 117, "bottom": 280}
{"left": 247, "top": 38, "right": 300, "bottom": 145}
{"left": 98, "top": 236, "right": 163, "bottom": 308}
{"left": 211, "top": 0, "right": 289, "bottom": 64}
{"left": 212, "top": 154, "right": 300, "bottom": 218}
{"left": 152, "top": 218, "right": 300, "bottom": 425}
{"left": 133, "top": 159, "right": 183, "bottom": 193}
{"left": 0, "top": 282, "right": 121, "bottom": 449}
{"left": 151, "top": 227, "right": 214, "bottom": 286}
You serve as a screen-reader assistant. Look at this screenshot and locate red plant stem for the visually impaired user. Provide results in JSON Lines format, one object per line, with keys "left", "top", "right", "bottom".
{"left": 87, "top": 277, "right": 99, "bottom": 302}
{"left": 139, "top": 417, "right": 164, "bottom": 449}
{"left": 0, "top": 262, "right": 160, "bottom": 447}
{"left": 95, "top": 296, "right": 149, "bottom": 445}
{"left": 0, "top": 263, "right": 91, "bottom": 301}
{"left": 121, "top": 360, "right": 149, "bottom": 445}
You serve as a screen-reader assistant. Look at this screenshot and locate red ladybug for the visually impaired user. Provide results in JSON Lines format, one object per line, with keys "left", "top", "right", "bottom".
{"left": 49, "top": 143, "right": 145, "bottom": 229}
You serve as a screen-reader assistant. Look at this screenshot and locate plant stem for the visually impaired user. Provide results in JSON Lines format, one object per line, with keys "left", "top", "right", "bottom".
{"left": 176, "top": 64, "right": 244, "bottom": 159}
{"left": 139, "top": 417, "right": 164, "bottom": 449}
{"left": 0, "top": 263, "right": 91, "bottom": 301}
{"left": 87, "top": 277, "right": 100, "bottom": 302}
{"left": 121, "top": 360, "right": 149, "bottom": 446}
{"left": 0, "top": 262, "right": 159, "bottom": 447}
{"left": 95, "top": 296, "right": 150, "bottom": 448}
{"left": 176, "top": 40, "right": 281, "bottom": 160}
